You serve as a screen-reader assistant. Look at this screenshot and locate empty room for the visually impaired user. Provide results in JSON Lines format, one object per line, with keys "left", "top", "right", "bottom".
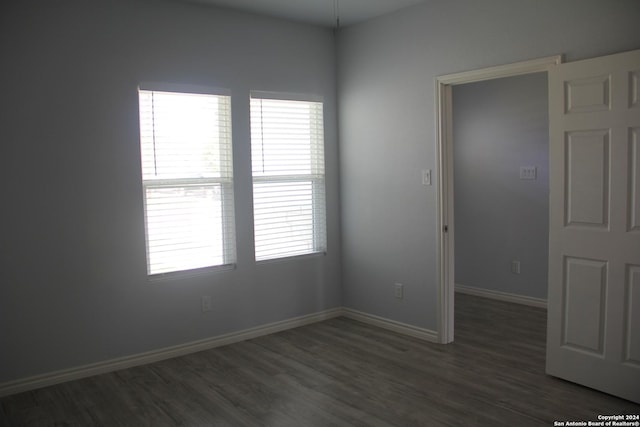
{"left": 1, "top": 0, "right": 639, "bottom": 425}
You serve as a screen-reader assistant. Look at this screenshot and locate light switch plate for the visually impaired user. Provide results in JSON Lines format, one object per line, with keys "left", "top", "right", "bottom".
{"left": 422, "top": 169, "right": 432, "bottom": 186}
{"left": 520, "top": 166, "right": 537, "bottom": 180}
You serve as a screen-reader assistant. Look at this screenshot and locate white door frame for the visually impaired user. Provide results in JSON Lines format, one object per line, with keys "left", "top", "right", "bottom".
{"left": 434, "top": 55, "right": 562, "bottom": 343}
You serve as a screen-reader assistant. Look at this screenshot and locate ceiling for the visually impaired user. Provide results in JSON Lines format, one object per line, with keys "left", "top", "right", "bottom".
{"left": 184, "top": 0, "right": 426, "bottom": 27}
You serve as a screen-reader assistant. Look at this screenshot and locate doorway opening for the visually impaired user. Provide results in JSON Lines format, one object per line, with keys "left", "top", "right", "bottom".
{"left": 435, "top": 55, "right": 562, "bottom": 343}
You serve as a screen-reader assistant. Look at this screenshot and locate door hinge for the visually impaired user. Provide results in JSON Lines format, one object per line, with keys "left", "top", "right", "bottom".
{"left": 443, "top": 225, "right": 448, "bottom": 232}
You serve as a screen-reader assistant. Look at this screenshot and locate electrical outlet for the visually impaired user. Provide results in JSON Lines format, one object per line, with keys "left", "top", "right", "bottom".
{"left": 511, "top": 260, "right": 521, "bottom": 274}
{"left": 201, "top": 295, "right": 212, "bottom": 312}
{"left": 394, "top": 283, "right": 404, "bottom": 299}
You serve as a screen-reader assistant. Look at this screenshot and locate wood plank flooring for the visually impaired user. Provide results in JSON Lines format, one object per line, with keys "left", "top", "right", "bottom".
{"left": 2, "top": 293, "right": 639, "bottom": 426}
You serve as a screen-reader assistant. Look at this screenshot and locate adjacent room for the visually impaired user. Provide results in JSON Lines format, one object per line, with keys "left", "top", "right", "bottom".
{"left": 1, "top": 0, "right": 639, "bottom": 424}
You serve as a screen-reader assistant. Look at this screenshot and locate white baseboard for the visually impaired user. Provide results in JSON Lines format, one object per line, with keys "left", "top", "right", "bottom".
{"left": 0, "top": 307, "right": 444, "bottom": 397}
{"left": 455, "top": 284, "right": 547, "bottom": 309}
{"left": 342, "top": 308, "right": 439, "bottom": 343}
{"left": 0, "top": 308, "right": 343, "bottom": 398}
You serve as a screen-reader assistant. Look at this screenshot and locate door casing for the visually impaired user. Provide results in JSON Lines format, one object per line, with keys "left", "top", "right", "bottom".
{"left": 434, "top": 55, "right": 563, "bottom": 343}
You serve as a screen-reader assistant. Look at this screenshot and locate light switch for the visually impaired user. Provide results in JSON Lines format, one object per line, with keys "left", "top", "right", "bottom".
{"left": 520, "top": 166, "right": 537, "bottom": 180}
{"left": 422, "top": 169, "right": 432, "bottom": 186}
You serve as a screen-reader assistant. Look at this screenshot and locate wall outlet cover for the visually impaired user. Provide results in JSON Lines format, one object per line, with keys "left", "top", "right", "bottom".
{"left": 511, "top": 260, "right": 521, "bottom": 274}
{"left": 394, "top": 283, "right": 404, "bottom": 299}
{"left": 201, "top": 295, "right": 212, "bottom": 312}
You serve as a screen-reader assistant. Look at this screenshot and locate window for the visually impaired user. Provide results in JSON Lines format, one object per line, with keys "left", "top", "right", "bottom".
{"left": 250, "top": 92, "right": 327, "bottom": 261}
{"left": 138, "top": 83, "right": 235, "bottom": 276}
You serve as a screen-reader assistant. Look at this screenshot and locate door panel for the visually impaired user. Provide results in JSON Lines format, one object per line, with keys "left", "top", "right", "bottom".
{"left": 565, "top": 75, "right": 610, "bottom": 114}
{"left": 562, "top": 257, "right": 607, "bottom": 354}
{"left": 625, "top": 265, "right": 640, "bottom": 366}
{"left": 630, "top": 71, "right": 640, "bottom": 108}
{"left": 565, "top": 130, "right": 609, "bottom": 227}
{"left": 631, "top": 129, "right": 640, "bottom": 231}
{"left": 547, "top": 49, "right": 640, "bottom": 403}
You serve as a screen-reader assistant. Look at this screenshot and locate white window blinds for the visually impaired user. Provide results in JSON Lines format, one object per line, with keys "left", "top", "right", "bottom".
{"left": 138, "top": 85, "right": 235, "bottom": 275}
{"left": 250, "top": 93, "right": 327, "bottom": 261}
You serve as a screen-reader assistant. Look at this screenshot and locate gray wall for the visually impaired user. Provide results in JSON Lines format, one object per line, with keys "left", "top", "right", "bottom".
{"left": 453, "top": 73, "right": 549, "bottom": 300}
{"left": 3, "top": 0, "right": 640, "bottom": 387}
{"left": 0, "top": 0, "right": 341, "bottom": 383}
{"left": 338, "top": 0, "right": 640, "bottom": 330}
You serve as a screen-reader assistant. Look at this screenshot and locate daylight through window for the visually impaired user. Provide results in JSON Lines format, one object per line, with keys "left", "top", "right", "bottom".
{"left": 250, "top": 93, "right": 327, "bottom": 261}
{"left": 138, "top": 85, "right": 235, "bottom": 275}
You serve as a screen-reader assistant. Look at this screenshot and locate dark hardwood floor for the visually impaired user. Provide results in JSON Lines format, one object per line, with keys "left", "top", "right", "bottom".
{"left": 2, "top": 293, "right": 639, "bottom": 426}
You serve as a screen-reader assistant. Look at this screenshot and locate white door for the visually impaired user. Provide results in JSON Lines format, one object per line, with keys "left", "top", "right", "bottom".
{"left": 547, "top": 49, "right": 640, "bottom": 403}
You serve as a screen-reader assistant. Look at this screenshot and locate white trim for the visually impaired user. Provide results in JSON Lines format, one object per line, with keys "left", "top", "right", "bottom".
{"left": 435, "top": 55, "right": 562, "bottom": 345}
{"left": 138, "top": 82, "right": 231, "bottom": 96}
{"left": 436, "top": 55, "right": 562, "bottom": 85}
{"left": 250, "top": 90, "right": 323, "bottom": 103}
{"left": 342, "top": 308, "right": 439, "bottom": 343}
{"left": 435, "top": 77, "right": 455, "bottom": 344}
{"left": 0, "top": 308, "right": 342, "bottom": 398}
{"left": 0, "top": 308, "right": 443, "bottom": 398}
{"left": 455, "top": 284, "right": 548, "bottom": 309}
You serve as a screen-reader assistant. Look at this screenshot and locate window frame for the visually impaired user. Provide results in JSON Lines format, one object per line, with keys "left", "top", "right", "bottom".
{"left": 249, "top": 91, "right": 327, "bottom": 263}
{"left": 138, "top": 82, "right": 236, "bottom": 278}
